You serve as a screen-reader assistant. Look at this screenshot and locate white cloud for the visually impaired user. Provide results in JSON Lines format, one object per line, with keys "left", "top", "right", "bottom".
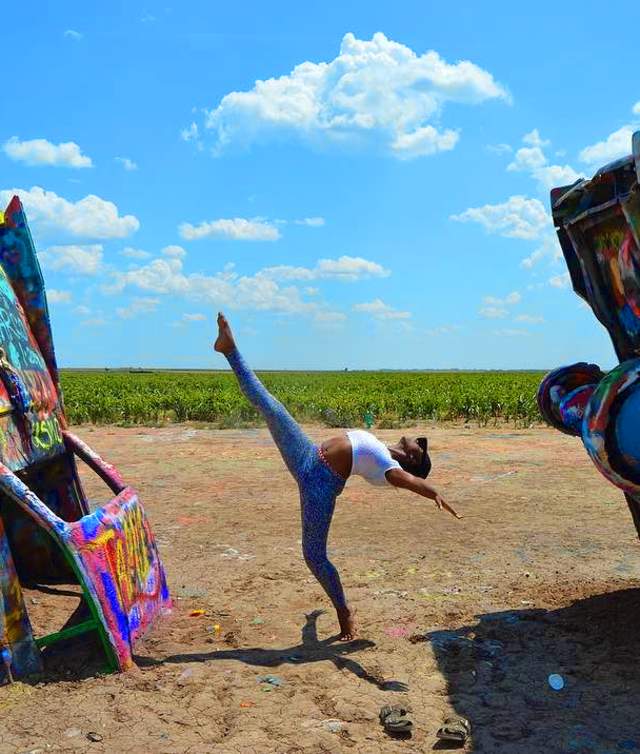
{"left": 486, "top": 143, "right": 513, "bottom": 155}
{"left": 353, "top": 298, "right": 411, "bottom": 320}
{"left": 115, "top": 156, "right": 138, "bottom": 171}
{"left": 161, "top": 245, "right": 187, "bottom": 258}
{"left": 3, "top": 137, "right": 92, "bottom": 168}
{"left": 426, "top": 324, "right": 461, "bottom": 336}
{"left": 579, "top": 125, "right": 636, "bottom": 166}
{"left": 39, "top": 244, "right": 103, "bottom": 275}
{"left": 293, "top": 217, "right": 325, "bottom": 227}
{"left": 183, "top": 313, "right": 207, "bottom": 322}
{"left": 515, "top": 314, "right": 544, "bottom": 323}
{"left": 633, "top": 102, "right": 640, "bottom": 116}
{"left": 261, "top": 255, "right": 389, "bottom": 282}
{"left": 520, "top": 234, "right": 562, "bottom": 269}
{"left": 116, "top": 297, "right": 161, "bottom": 319}
{"left": 508, "top": 145, "right": 547, "bottom": 172}
{"left": 198, "top": 32, "right": 509, "bottom": 160}
{"left": 74, "top": 305, "right": 91, "bottom": 316}
{"left": 480, "top": 291, "right": 520, "bottom": 318}
{"left": 48, "top": 289, "right": 72, "bottom": 304}
{"left": 179, "top": 217, "right": 280, "bottom": 241}
{"left": 120, "top": 247, "right": 151, "bottom": 260}
{"left": 479, "top": 306, "right": 507, "bottom": 319}
{"left": 451, "top": 195, "right": 550, "bottom": 240}
{"left": 105, "top": 255, "right": 318, "bottom": 315}
{"left": 0, "top": 187, "right": 139, "bottom": 239}
{"left": 64, "top": 29, "right": 83, "bottom": 40}
{"left": 314, "top": 311, "right": 347, "bottom": 324}
{"left": 493, "top": 328, "right": 529, "bottom": 337}
{"left": 81, "top": 318, "right": 107, "bottom": 327}
{"left": 391, "top": 125, "right": 459, "bottom": 159}
{"left": 522, "top": 129, "right": 549, "bottom": 148}
{"left": 508, "top": 130, "right": 583, "bottom": 190}
{"left": 549, "top": 272, "right": 571, "bottom": 289}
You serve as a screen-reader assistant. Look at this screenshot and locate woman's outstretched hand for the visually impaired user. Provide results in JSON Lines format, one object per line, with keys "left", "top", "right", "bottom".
{"left": 435, "top": 494, "right": 462, "bottom": 519}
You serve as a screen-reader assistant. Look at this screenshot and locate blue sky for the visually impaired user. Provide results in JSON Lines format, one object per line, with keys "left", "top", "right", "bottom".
{"left": 1, "top": 1, "right": 639, "bottom": 369}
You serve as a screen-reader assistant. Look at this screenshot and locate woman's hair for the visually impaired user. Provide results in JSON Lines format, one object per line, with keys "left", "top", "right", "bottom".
{"left": 400, "top": 437, "right": 431, "bottom": 478}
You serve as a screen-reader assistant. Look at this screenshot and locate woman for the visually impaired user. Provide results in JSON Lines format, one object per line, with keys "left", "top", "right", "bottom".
{"left": 214, "top": 313, "right": 460, "bottom": 639}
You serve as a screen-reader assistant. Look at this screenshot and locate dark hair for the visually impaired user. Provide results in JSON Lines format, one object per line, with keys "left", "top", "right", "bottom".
{"left": 400, "top": 437, "right": 431, "bottom": 478}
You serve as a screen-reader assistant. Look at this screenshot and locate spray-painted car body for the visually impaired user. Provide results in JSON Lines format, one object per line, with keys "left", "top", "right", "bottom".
{"left": 538, "top": 130, "right": 640, "bottom": 535}
{"left": 0, "top": 196, "right": 170, "bottom": 681}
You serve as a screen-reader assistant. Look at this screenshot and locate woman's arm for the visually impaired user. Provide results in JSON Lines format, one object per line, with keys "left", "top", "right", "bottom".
{"left": 385, "top": 468, "right": 462, "bottom": 519}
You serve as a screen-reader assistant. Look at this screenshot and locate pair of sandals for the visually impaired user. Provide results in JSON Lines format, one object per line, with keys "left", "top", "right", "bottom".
{"left": 379, "top": 705, "right": 413, "bottom": 736}
{"left": 437, "top": 716, "right": 472, "bottom": 745}
{"left": 379, "top": 706, "right": 471, "bottom": 745}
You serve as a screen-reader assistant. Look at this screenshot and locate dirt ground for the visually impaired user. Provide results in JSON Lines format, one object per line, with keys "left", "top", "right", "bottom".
{"left": 3, "top": 423, "right": 640, "bottom": 754}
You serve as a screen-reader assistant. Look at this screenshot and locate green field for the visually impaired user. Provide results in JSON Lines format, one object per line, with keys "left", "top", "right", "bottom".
{"left": 59, "top": 370, "right": 546, "bottom": 427}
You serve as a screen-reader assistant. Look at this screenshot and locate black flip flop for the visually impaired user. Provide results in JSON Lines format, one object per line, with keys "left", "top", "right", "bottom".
{"left": 436, "top": 716, "right": 471, "bottom": 745}
{"left": 379, "top": 705, "right": 413, "bottom": 735}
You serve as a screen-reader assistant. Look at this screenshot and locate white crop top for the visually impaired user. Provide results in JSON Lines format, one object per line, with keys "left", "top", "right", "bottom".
{"left": 347, "top": 430, "right": 401, "bottom": 487}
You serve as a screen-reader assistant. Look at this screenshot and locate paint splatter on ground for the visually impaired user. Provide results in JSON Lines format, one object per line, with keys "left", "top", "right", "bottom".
{"left": 2, "top": 424, "right": 640, "bottom": 753}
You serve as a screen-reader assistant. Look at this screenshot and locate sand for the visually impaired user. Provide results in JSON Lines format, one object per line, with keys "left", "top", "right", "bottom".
{"left": 2, "top": 424, "right": 640, "bottom": 753}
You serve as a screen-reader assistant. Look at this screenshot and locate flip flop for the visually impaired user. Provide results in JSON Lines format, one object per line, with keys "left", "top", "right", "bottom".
{"left": 436, "top": 716, "right": 471, "bottom": 744}
{"left": 379, "top": 705, "right": 413, "bottom": 735}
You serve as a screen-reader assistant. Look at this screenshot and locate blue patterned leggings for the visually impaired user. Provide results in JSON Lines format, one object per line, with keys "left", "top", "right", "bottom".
{"left": 226, "top": 348, "right": 348, "bottom": 610}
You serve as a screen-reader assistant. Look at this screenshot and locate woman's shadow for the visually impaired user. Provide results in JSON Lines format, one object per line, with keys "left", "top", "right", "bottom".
{"left": 136, "top": 609, "right": 408, "bottom": 692}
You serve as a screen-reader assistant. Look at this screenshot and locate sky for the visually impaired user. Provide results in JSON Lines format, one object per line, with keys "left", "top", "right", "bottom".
{"left": 1, "top": 1, "right": 639, "bottom": 370}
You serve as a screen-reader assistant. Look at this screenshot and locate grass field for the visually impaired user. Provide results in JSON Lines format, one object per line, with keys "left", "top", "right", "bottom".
{"left": 59, "top": 369, "right": 546, "bottom": 427}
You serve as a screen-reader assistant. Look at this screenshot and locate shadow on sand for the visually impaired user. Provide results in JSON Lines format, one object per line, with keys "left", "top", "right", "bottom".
{"left": 136, "top": 609, "right": 408, "bottom": 692}
{"left": 427, "top": 588, "right": 640, "bottom": 752}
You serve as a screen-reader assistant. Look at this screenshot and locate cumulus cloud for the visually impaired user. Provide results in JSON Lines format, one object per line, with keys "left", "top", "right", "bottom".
{"left": 520, "top": 235, "right": 562, "bottom": 269}
{"left": 493, "top": 328, "right": 529, "bottom": 337}
{"left": 515, "top": 314, "right": 544, "bottom": 323}
{"left": 3, "top": 137, "right": 92, "bottom": 168}
{"left": 183, "top": 313, "right": 207, "bottom": 322}
{"left": 549, "top": 272, "right": 571, "bottom": 289}
{"left": 633, "top": 102, "right": 640, "bottom": 116}
{"left": 161, "top": 245, "right": 187, "bottom": 258}
{"left": 451, "top": 195, "right": 550, "bottom": 240}
{"left": 508, "top": 130, "right": 583, "bottom": 190}
{"left": 195, "top": 32, "right": 508, "bottom": 159}
{"left": 104, "top": 251, "right": 387, "bottom": 318}
{"left": 426, "top": 324, "right": 461, "bottom": 336}
{"left": 115, "top": 156, "right": 138, "bottom": 171}
{"left": 116, "top": 297, "right": 161, "bottom": 319}
{"left": 179, "top": 217, "right": 280, "bottom": 241}
{"left": 48, "top": 289, "right": 72, "bottom": 304}
{"left": 579, "top": 125, "right": 636, "bottom": 166}
{"left": 353, "top": 298, "right": 411, "bottom": 320}
{"left": 479, "top": 291, "right": 521, "bottom": 319}
{"left": 0, "top": 187, "right": 139, "bottom": 239}
{"left": 486, "top": 143, "right": 513, "bottom": 155}
{"left": 120, "top": 247, "right": 151, "bottom": 260}
{"left": 105, "top": 255, "right": 317, "bottom": 315}
{"left": 293, "top": 217, "right": 325, "bottom": 227}
{"left": 64, "top": 29, "right": 83, "bottom": 40}
{"left": 81, "top": 318, "right": 107, "bottom": 327}
{"left": 314, "top": 311, "right": 347, "bottom": 324}
{"left": 261, "top": 255, "right": 389, "bottom": 282}
{"left": 39, "top": 244, "right": 103, "bottom": 275}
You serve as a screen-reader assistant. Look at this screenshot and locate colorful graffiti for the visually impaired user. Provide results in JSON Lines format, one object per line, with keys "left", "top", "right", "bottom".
{"left": 0, "top": 196, "right": 170, "bottom": 678}
{"left": 0, "top": 515, "right": 42, "bottom": 682}
{"left": 539, "top": 128, "right": 640, "bottom": 536}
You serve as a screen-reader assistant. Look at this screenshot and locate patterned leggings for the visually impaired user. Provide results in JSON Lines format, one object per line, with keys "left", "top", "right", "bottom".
{"left": 226, "top": 348, "right": 348, "bottom": 610}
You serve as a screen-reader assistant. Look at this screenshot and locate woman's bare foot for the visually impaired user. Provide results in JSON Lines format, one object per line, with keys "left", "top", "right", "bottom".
{"left": 337, "top": 605, "right": 356, "bottom": 640}
{"left": 214, "top": 312, "right": 236, "bottom": 355}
